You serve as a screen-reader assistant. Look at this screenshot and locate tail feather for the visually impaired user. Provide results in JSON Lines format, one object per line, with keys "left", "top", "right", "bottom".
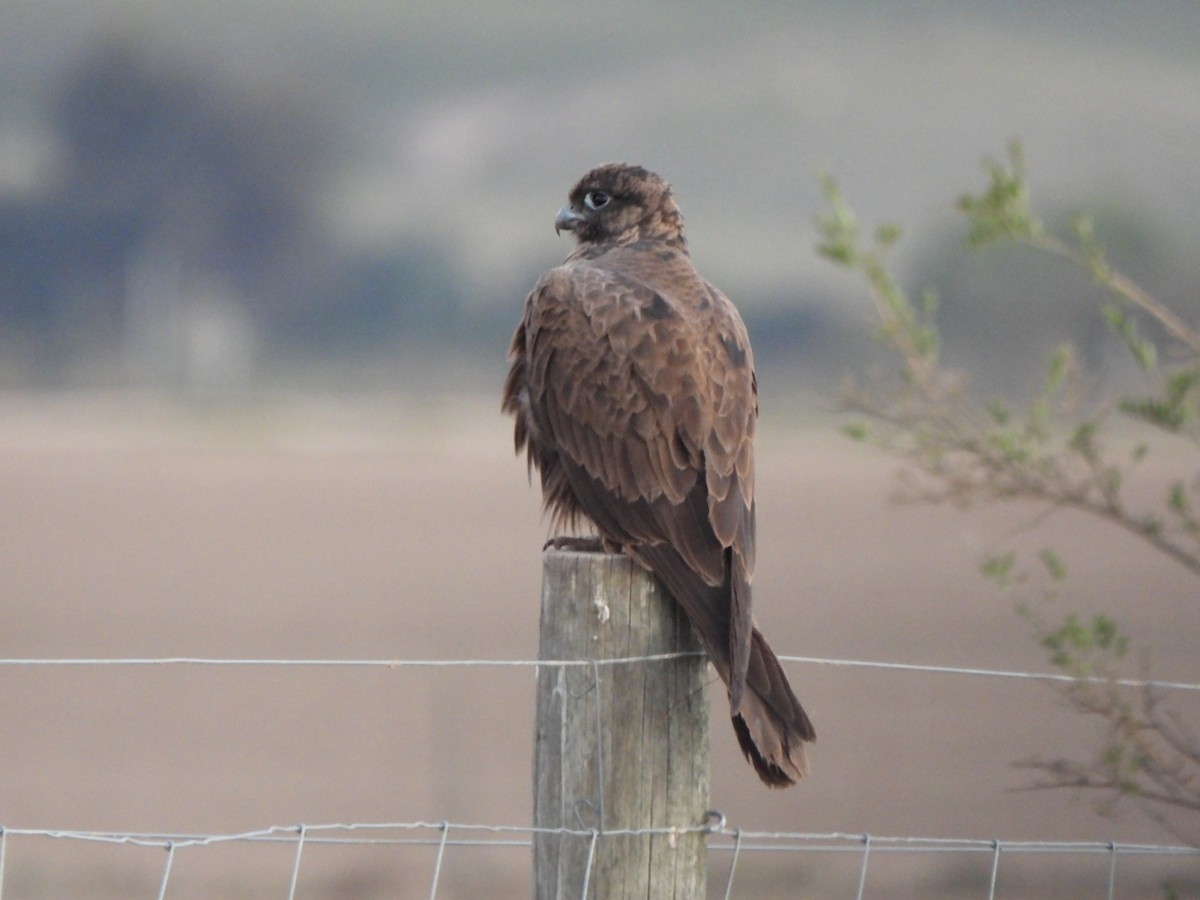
{"left": 635, "top": 543, "right": 816, "bottom": 788}
{"left": 732, "top": 628, "right": 815, "bottom": 787}
{"left": 727, "top": 550, "right": 752, "bottom": 713}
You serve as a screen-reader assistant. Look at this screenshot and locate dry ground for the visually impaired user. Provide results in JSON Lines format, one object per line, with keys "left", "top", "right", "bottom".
{"left": 0, "top": 392, "right": 1196, "bottom": 898}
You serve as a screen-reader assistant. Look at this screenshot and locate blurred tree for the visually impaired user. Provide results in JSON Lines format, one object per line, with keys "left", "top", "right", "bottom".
{"left": 819, "top": 144, "right": 1200, "bottom": 845}
{"left": 280, "top": 238, "right": 466, "bottom": 358}
{"left": 0, "top": 37, "right": 343, "bottom": 388}
{"left": 0, "top": 35, "right": 479, "bottom": 388}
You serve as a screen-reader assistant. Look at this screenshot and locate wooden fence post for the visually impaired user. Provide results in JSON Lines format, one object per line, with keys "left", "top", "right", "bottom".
{"left": 533, "top": 549, "right": 710, "bottom": 899}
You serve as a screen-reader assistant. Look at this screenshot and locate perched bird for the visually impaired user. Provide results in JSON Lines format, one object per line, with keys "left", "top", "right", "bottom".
{"left": 503, "top": 163, "right": 814, "bottom": 787}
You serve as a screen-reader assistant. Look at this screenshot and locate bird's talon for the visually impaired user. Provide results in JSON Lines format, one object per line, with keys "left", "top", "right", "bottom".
{"left": 543, "top": 536, "right": 606, "bottom": 553}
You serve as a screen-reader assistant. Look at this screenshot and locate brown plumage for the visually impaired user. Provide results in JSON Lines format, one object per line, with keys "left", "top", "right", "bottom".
{"left": 502, "top": 163, "right": 815, "bottom": 787}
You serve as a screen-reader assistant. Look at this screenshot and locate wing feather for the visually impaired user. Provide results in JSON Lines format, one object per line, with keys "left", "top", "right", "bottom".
{"left": 510, "top": 251, "right": 760, "bottom": 697}
{"left": 535, "top": 262, "right": 748, "bottom": 564}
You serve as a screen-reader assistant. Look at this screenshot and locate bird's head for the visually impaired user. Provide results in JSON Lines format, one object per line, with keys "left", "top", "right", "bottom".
{"left": 555, "top": 163, "right": 686, "bottom": 248}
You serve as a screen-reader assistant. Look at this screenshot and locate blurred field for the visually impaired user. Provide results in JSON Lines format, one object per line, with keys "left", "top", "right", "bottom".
{"left": 0, "top": 392, "right": 1196, "bottom": 898}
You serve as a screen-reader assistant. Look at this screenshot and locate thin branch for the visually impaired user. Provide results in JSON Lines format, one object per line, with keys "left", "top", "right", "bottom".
{"left": 823, "top": 149, "right": 1200, "bottom": 845}
{"left": 1033, "top": 232, "right": 1200, "bottom": 357}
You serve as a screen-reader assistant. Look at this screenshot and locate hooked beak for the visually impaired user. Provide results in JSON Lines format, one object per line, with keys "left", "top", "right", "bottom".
{"left": 554, "top": 205, "right": 584, "bottom": 235}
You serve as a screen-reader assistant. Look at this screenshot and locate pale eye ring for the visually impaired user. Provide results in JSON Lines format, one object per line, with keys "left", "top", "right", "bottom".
{"left": 583, "top": 190, "right": 610, "bottom": 210}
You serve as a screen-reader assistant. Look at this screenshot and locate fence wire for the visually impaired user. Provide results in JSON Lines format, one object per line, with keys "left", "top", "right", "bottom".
{"left": 0, "top": 653, "right": 1196, "bottom": 693}
{"left": 1, "top": 821, "right": 1197, "bottom": 899}
{"left": 2, "top": 653, "right": 1198, "bottom": 897}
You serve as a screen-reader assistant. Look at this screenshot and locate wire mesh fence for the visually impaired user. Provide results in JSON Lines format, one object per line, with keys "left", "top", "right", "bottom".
{"left": 1, "top": 654, "right": 1198, "bottom": 898}
{"left": 3, "top": 818, "right": 1198, "bottom": 899}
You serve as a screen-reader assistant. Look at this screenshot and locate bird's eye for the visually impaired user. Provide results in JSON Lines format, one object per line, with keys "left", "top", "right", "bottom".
{"left": 583, "top": 190, "right": 610, "bottom": 210}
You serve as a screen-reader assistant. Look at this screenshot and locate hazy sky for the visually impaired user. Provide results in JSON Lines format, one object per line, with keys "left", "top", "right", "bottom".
{"left": 3, "top": 1, "right": 1198, "bottom": 307}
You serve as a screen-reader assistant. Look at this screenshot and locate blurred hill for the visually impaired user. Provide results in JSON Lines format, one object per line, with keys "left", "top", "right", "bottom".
{"left": 0, "top": 1, "right": 1197, "bottom": 395}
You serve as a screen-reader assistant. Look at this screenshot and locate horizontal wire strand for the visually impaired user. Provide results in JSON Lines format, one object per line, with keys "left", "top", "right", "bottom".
{"left": 1, "top": 823, "right": 1196, "bottom": 858}
{"left": 1, "top": 654, "right": 1195, "bottom": 885}
{"left": 0, "top": 654, "right": 1193, "bottom": 693}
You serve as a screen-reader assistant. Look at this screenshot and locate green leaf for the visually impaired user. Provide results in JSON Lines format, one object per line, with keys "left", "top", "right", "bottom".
{"left": 1102, "top": 303, "right": 1157, "bottom": 372}
{"left": 1092, "top": 615, "right": 1119, "bottom": 651}
{"left": 1101, "top": 744, "right": 1125, "bottom": 767}
{"left": 986, "top": 399, "right": 1010, "bottom": 425}
{"left": 842, "top": 422, "right": 871, "bottom": 442}
{"left": 816, "top": 175, "right": 860, "bottom": 266}
{"left": 1166, "top": 367, "right": 1200, "bottom": 404}
{"left": 1120, "top": 396, "right": 1184, "bottom": 431}
{"left": 1038, "top": 548, "right": 1067, "bottom": 581}
{"left": 957, "top": 141, "right": 1041, "bottom": 246}
{"left": 1044, "top": 344, "right": 1073, "bottom": 392}
{"left": 1120, "top": 368, "right": 1199, "bottom": 432}
{"left": 875, "top": 223, "right": 902, "bottom": 247}
{"left": 988, "top": 429, "right": 1030, "bottom": 463}
{"left": 981, "top": 551, "right": 1017, "bottom": 588}
{"left": 1071, "top": 212, "right": 1111, "bottom": 281}
{"left": 1168, "top": 481, "right": 1189, "bottom": 514}
{"left": 1068, "top": 420, "right": 1099, "bottom": 461}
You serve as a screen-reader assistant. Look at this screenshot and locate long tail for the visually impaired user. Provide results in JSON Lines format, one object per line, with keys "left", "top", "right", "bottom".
{"left": 637, "top": 544, "right": 816, "bottom": 788}
{"left": 732, "top": 628, "right": 815, "bottom": 786}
